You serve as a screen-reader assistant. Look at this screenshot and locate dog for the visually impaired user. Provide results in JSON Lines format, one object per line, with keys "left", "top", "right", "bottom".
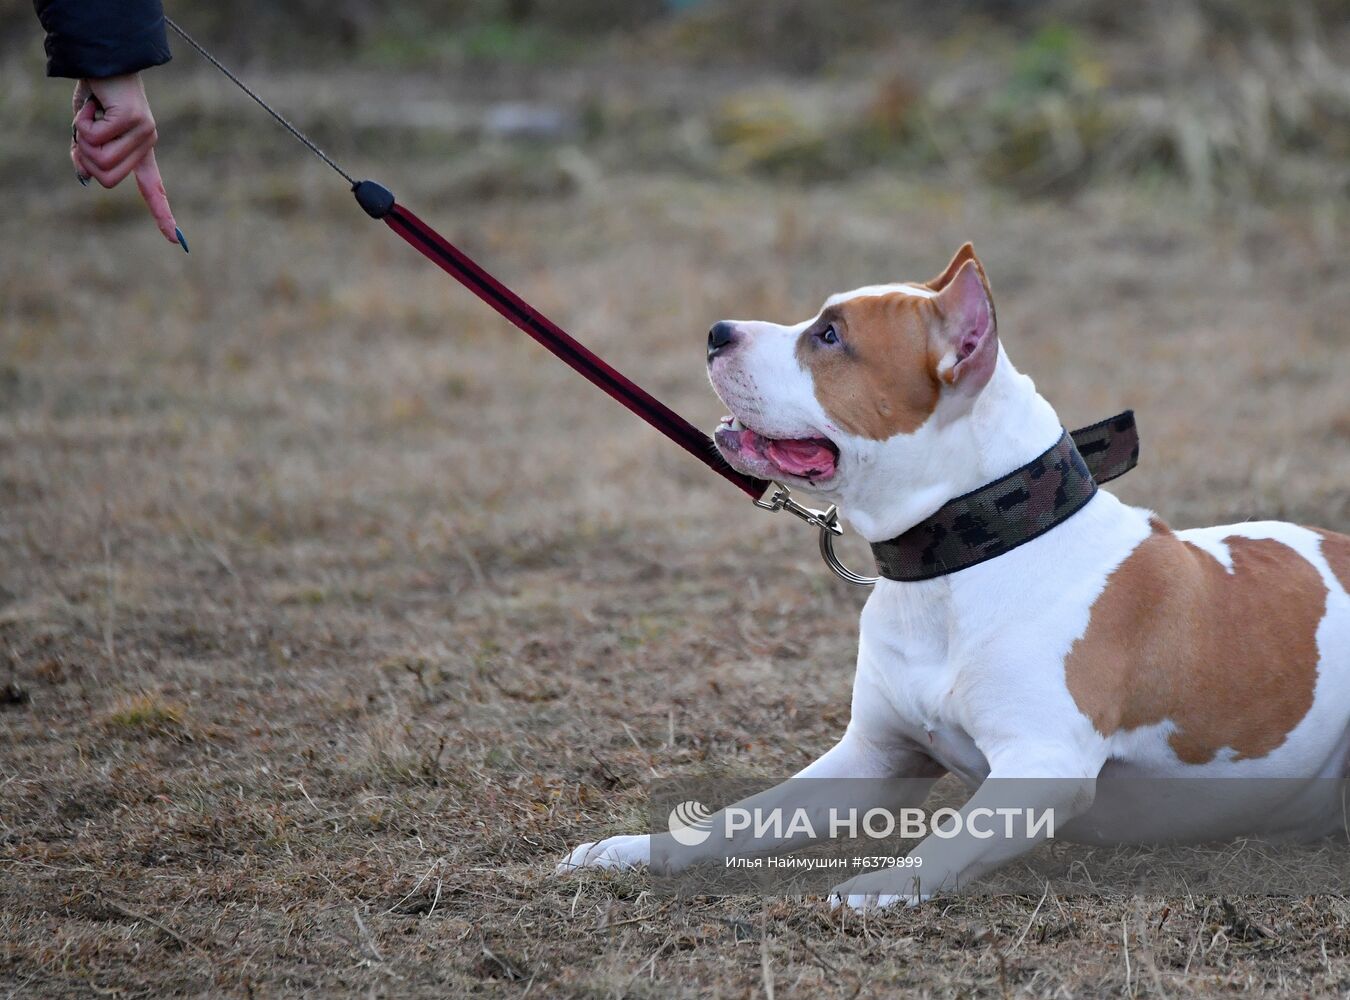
{"left": 558, "top": 244, "right": 1350, "bottom": 908}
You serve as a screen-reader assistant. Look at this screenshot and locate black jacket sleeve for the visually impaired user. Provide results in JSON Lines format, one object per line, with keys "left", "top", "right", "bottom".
{"left": 33, "top": 0, "right": 172, "bottom": 79}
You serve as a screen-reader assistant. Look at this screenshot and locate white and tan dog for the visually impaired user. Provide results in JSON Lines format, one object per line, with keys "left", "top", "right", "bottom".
{"left": 559, "top": 245, "right": 1350, "bottom": 908}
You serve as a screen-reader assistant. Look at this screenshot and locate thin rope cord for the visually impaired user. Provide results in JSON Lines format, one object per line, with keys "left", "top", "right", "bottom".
{"left": 164, "top": 16, "right": 355, "bottom": 185}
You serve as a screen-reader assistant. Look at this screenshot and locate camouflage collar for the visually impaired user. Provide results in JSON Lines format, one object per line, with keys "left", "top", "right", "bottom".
{"left": 870, "top": 411, "right": 1140, "bottom": 583}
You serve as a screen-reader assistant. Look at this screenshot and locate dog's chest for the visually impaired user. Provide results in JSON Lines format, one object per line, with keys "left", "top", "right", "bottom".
{"left": 857, "top": 583, "right": 991, "bottom": 782}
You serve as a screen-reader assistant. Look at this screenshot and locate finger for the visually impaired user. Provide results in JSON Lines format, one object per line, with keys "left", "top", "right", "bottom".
{"left": 76, "top": 108, "right": 142, "bottom": 147}
{"left": 79, "top": 132, "right": 154, "bottom": 188}
{"left": 72, "top": 144, "right": 98, "bottom": 182}
{"left": 71, "top": 97, "right": 96, "bottom": 183}
{"left": 70, "top": 145, "right": 91, "bottom": 185}
{"left": 71, "top": 95, "right": 96, "bottom": 148}
{"left": 77, "top": 125, "right": 155, "bottom": 174}
{"left": 133, "top": 150, "right": 179, "bottom": 242}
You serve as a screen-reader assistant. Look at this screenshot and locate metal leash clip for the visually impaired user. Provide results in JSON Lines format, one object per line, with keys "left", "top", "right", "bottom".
{"left": 754, "top": 484, "right": 878, "bottom": 588}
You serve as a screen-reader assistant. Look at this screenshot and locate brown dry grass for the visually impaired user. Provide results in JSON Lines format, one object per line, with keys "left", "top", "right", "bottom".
{"left": 3, "top": 32, "right": 1350, "bottom": 999}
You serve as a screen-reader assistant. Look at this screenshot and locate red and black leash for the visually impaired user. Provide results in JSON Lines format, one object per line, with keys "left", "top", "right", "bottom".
{"left": 352, "top": 182, "right": 769, "bottom": 499}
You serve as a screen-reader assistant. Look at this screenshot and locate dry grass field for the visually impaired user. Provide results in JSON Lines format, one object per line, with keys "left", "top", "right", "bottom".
{"left": 3, "top": 4, "right": 1350, "bottom": 996}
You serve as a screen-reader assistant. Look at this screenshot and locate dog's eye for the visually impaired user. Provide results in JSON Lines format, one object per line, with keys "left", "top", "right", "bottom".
{"left": 818, "top": 324, "right": 839, "bottom": 345}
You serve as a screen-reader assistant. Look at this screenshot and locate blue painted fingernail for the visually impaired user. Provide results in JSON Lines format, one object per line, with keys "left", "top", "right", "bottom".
{"left": 77, "top": 173, "right": 90, "bottom": 187}
{"left": 175, "top": 227, "right": 189, "bottom": 254}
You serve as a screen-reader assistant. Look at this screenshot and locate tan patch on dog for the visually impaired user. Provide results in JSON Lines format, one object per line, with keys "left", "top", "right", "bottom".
{"left": 796, "top": 293, "right": 940, "bottom": 440}
{"left": 1315, "top": 529, "right": 1350, "bottom": 593}
{"left": 1066, "top": 520, "right": 1325, "bottom": 765}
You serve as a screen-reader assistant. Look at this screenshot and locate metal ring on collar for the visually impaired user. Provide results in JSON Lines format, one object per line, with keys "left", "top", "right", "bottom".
{"left": 754, "top": 483, "right": 878, "bottom": 587}
{"left": 818, "top": 526, "right": 879, "bottom": 587}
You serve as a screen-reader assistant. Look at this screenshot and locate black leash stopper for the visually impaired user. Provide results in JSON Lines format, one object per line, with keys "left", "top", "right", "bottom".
{"left": 353, "top": 180, "right": 395, "bottom": 219}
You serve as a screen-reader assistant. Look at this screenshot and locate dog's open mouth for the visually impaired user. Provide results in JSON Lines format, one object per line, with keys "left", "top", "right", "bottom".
{"left": 715, "top": 416, "right": 839, "bottom": 482}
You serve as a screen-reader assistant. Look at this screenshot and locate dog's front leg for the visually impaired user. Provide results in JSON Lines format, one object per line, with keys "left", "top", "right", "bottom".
{"left": 557, "top": 729, "right": 943, "bottom": 875}
{"left": 831, "top": 750, "right": 1099, "bottom": 910}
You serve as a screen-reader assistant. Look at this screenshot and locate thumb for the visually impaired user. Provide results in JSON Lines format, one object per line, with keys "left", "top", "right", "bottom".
{"left": 133, "top": 149, "right": 180, "bottom": 245}
{"left": 71, "top": 93, "right": 96, "bottom": 152}
{"left": 71, "top": 79, "right": 94, "bottom": 118}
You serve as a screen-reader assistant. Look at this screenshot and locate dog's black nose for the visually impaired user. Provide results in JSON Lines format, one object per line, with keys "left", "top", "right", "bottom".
{"left": 707, "top": 321, "right": 738, "bottom": 360}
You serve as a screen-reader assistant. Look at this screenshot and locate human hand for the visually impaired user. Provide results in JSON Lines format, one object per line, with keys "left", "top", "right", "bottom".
{"left": 71, "top": 74, "right": 184, "bottom": 250}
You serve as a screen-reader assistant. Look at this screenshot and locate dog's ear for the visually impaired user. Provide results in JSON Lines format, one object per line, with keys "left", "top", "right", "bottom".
{"left": 925, "top": 242, "right": 979, "bottom": 292}
{"left": 932, "top": 258, "right": 998, "bottom": 392}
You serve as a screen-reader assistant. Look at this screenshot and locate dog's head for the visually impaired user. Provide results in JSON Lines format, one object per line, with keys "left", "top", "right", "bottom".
{"left": 708, "top": 244, "right": 1002, "bottom": 533}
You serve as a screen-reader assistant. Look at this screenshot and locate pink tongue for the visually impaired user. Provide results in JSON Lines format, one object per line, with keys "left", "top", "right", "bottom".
{"left": 765, "top": 438, "right": 836, "bottom": 478}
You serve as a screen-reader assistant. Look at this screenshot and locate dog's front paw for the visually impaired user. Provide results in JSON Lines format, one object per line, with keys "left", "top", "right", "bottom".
{"left": 828, "top": 870, "right": 930, "bottom": 912}
{"left": 556, "top": 834, "right": 651, "bottom": 875}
